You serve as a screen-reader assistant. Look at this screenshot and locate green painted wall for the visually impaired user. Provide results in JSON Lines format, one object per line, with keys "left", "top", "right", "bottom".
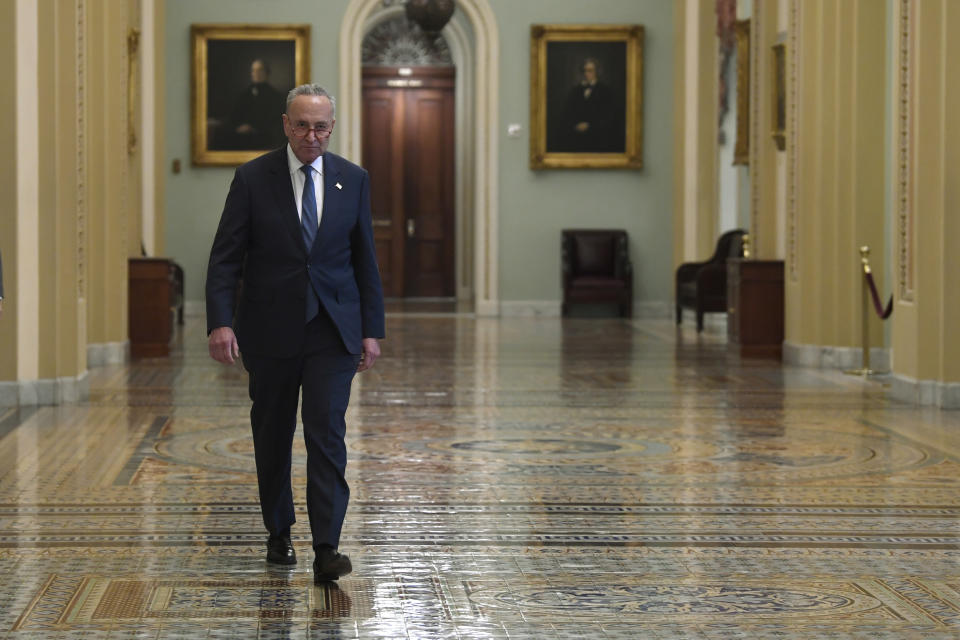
{"left": 165, "top": 0, "right": 674, "bottom": 310}
{"left": 491, "top": 0, "right": 673, "bottom": 308}
{"left": 164, "top": 0, "right": 347, "bottom": 305}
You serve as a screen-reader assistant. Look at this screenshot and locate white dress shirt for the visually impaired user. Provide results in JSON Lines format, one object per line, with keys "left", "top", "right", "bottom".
{"left": 286, "top": 144, "right": 324, "bottom": 228}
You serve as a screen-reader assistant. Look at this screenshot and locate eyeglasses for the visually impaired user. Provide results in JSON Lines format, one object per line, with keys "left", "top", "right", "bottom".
{"left": 290, "top": 122, "right": 333, "bottom": 138}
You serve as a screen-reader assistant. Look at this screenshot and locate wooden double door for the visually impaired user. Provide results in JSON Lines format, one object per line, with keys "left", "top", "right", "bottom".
{"left": 362, "top": 67, "right": 455, "bottom": 298}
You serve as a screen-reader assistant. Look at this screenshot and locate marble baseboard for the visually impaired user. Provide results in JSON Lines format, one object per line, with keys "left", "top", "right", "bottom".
{"left": 0, "top": 372, "right": 90, "bottom": 407}
{"left": 475, "top": 299, "right": 501, "bottom": 317}
{"left": 190, "top": 298, "right": 670, "bottom": 320}
{"left": 500, "top": 300, "right": 671, "bottom": 319}
{"left": 500, "top": 301, "right": 560, "bottom": 317}
{"left": 184, "top": 300, "right": 205, "bottom": 317}
{"left": 890, "top": 374, "right": 960, "bottom": 409}
{"left": 675, "top": 309, "right": 728, "bottom": 331}
{"left": 636, "top": 301, "right": 671, "bottom": 319}
{"left": 783, "top": 342, "right": 891, "bottom": 371}
{"left": 87, "top": 341, "right": 129, "bottom": 367}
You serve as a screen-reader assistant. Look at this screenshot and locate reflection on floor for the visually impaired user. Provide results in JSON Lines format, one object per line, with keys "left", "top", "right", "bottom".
{"left": 1, "top": 312, "right": 959, "bottom": 639}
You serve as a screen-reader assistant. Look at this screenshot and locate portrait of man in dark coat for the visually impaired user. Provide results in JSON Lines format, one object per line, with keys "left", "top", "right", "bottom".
{"left": 214, "top": 58, "right": 287, "bottom": 151}
{"left": 546, "top": 43, "right": 627, "bottom": 155}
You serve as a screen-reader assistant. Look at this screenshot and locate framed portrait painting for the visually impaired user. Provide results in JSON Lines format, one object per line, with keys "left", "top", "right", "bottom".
{"left": 191, "top": 24, "right": 310, "bottom": 166}
{"left": 530, "top": 24, "right": 644, "bottom": 170}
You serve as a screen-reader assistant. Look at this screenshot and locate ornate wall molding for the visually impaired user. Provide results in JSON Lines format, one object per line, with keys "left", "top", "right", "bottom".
{"left": 119, "top": 6, "right": 130, "bottom": 271}
{"left": 127, "top": 28, "right": 139, "bottom": 155}
{"left": 76, "top": 0, "right": 87, "bottom": 299}
{"left": 896, "top": 0, "right": 914, "bottom": 301}
{"left": 786, "top": 0, "right": 799, "bottom": 281}
{"left": 362, "top": 16, "right": 452, "bottom": 66}
{"left": 747, "top": 0, "right": 761, "bottom": 249}
{"left": 732, "top": 19, "right": 749, "bottom": 166}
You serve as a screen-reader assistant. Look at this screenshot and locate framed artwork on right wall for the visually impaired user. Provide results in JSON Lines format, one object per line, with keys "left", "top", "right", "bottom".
{"left": 529, "top": 24, "right": 644, "bottom": 170}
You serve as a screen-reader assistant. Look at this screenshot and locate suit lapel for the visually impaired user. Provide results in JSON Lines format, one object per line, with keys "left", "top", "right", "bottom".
{"left": 313, "top": 153, "right": 343, "bottom": 257}
{"left": 267, "top": 148, "right": 306, "bottom": 254}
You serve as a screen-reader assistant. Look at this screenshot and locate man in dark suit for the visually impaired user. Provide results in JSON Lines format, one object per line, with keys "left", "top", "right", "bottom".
{"left": 205, "top": 84, "right": 384, "bottom": 584}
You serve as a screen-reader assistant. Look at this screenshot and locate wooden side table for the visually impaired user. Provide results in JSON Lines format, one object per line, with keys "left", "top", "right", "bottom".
{"left": 128, "top": 258, "right": 176, "bottom": 357}
{"left": 727, "top": 259, "right": 784, "bottom": 359}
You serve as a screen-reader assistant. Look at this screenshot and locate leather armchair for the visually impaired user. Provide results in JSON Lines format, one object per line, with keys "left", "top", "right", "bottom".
{"left": 562, "top": 229, "right": 633, "bottom": 318}
{"left": 675, "top": 229, "right": 745, "bottom": 331}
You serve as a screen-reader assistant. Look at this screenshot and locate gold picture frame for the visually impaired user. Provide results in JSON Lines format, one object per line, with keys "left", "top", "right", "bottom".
{"left": 771, "top": 42, "right": 786, "bottom": 152}
{"left": 733, "top": 19, "right": 750, "bottom": 165}
{"left": 191, "top": 24, "right": 310, "bottom": 166}
{"left": 529, "top": 24, "right": 644, "bottom": 170}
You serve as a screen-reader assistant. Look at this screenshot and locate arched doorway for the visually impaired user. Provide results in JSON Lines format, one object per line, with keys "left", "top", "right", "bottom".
{"left": 339, "top": 0, "right": 500, "bottom": 315}
{"left": 361, "top": 17, "right": 456, "bottom": 299}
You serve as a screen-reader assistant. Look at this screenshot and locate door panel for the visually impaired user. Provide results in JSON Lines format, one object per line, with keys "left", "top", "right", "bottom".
{"left": 404, "top": 89, "right": 454, "bottom": 297}
{"left": 362, "top": 67, "right": 455, "bottom": 298}
{"left": 361, "top": 90, "right": 405, "bottom": 297}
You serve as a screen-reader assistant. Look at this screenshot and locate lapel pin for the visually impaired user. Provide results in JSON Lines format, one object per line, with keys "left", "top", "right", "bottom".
{"left": 335, "top": 182, "right": 342, "bottom": 190}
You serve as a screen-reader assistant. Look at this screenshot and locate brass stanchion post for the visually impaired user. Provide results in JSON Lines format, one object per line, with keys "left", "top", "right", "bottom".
{"left": 860, "top": 247, "right": 871, "bottom": 374}
{"left": 844, "top": 246, "right": 883, "bottom": 377}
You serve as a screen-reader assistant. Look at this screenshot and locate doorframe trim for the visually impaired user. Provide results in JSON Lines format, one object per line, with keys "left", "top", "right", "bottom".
{"left": 340, "top": 0, "right": 500, "bottom": 315}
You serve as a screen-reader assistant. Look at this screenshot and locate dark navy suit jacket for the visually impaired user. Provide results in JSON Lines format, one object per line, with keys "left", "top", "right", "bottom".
{"left": 205, "top": 148, "right": 385, "bottom": 357}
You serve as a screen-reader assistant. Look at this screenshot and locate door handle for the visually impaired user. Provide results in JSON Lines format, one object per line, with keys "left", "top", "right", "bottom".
{"left": 406, "top": 218, "right": 416, "bottom": 238}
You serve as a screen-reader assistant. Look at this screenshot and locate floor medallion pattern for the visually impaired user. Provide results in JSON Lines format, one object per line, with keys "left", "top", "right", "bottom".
{"left": 14, "top": 575, "right": 368, "bottom": 629}
{"left": 0, "top": 313, "right": 959, "bottom": 638}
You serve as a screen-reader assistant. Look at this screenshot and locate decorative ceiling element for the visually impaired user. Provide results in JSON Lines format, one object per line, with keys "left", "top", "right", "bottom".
{"left": 362, "top": 16, "right": 452, "bottom": 67}
{"left": 405, "top": 0, "right": 456, "bottom": 38}
{"left": 380, "top": 0, "right": 457, "bottom": 39}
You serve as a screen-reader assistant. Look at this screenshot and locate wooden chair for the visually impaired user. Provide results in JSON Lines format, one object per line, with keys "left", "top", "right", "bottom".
{"left": 562, "top": 229, "right": 633, "bottom": 317}
{"left": 675, "top": 229, "right": 745, "bottom": 331}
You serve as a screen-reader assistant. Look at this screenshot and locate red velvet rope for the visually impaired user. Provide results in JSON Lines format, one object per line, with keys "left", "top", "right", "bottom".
{"left": 864, "top": 272, "right": 893, "bottom": 319}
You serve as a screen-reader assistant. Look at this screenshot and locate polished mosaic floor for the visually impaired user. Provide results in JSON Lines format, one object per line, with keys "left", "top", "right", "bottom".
{"left": 1, "top": 311, "right": 959, "bottom": 639}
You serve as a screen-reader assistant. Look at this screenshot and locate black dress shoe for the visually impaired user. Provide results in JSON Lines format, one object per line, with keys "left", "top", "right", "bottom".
{"left": 313, "top": 548, "right": 352, "bottom": 583}
{"left": 266, "top": 535, "right": 297, "bottom": 565}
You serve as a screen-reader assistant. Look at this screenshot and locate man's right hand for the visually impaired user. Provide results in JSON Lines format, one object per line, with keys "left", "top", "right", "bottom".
{"left": 209, "top": 326, "right": 240, "bottom": 364}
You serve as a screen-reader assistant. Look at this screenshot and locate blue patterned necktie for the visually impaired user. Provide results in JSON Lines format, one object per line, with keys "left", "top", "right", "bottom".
{"left": 301, "top": 165, "right": 320, "bottom": 322}
{"left": 300, "top": 165, "right": 318, "bottom": 250}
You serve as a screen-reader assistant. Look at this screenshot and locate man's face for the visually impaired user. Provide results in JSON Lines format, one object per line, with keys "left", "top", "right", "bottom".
{"left": 282, "top": 95, "right": 336, "bottom": 165}
{"left": 250, "top": 60, "right": 267, "bottom": 83}
{"left": 582, "top": 61, "right": 597, "bottom": 84}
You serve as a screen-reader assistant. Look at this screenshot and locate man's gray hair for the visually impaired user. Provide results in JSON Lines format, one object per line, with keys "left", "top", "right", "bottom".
{"left": 286, "top": 84, "right": 336, "bottom": 116}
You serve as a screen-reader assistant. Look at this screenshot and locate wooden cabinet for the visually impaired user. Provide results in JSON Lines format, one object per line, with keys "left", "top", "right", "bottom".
{"left": 128, "top": 258, "right": 177, "bottom": 358}
{"left": 727, "top": 259, "right": 784, "bottom": 359}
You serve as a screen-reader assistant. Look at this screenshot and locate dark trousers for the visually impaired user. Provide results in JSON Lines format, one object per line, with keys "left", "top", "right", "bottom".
{"left": 242, "top": 311, "right": 360, "bottom": 549}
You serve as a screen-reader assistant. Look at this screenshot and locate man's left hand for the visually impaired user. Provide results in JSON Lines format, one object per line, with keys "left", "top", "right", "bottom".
{"left": 357, "top": 338, "right": 380, "bottom": 372}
